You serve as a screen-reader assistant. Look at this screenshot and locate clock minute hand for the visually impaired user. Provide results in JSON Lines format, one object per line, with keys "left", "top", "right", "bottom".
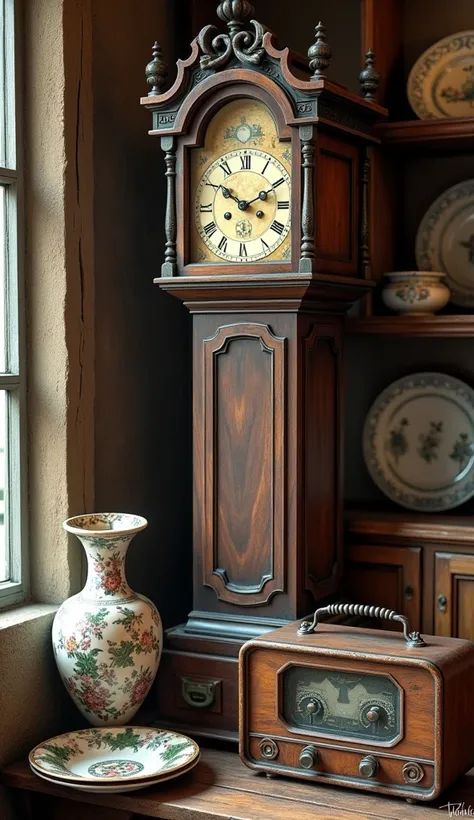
{"left": 246, "top": 188, "right": 275, "bottom": 206}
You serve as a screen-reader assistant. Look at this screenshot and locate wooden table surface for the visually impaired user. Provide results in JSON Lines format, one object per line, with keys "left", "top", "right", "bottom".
{"left": 4, "top": 746, "right": 474, "bottom": 819}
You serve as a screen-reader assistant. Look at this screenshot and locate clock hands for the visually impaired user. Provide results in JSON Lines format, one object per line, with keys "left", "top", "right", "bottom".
{"left": 209, "top": 179, "right": 282, "bottom": 213}
{"left": 245, "top": 187, "right": 277, "bottom": 207}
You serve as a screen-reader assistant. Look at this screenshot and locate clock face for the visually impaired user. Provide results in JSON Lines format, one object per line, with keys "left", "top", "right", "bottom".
{"left": 195, "top": 148, "right": 291, "bottom": 262}
{"left": 190, "top": 99, "right": 292, "bottom": 265}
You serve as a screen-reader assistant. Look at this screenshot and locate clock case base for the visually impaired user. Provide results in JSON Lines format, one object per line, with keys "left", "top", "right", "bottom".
{"left": 152, "top": 278, "right": 366, "bottom": 739}
{"left": 154, "top": 611, "right": 288, "bottom": 742}
{"left": 154, "top": 604, "right": 369, "bottom": 741}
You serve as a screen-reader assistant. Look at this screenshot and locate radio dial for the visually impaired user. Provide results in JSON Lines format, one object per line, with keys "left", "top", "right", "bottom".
{"left": 359, "top": 755, "right": 379, "bottom": 779}
{"left": 299, "top": 746, "right": 320, "bottom": 769}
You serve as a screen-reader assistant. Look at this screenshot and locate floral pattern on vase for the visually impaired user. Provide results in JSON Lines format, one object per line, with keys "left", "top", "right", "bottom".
{"left": 52, "top": 514, "right": 162, "bottom": 726}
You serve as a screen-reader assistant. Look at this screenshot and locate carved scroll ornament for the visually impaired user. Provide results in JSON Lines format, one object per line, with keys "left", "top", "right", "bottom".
{"left": 197, "top": 19, "right": 266, "bottom": 70}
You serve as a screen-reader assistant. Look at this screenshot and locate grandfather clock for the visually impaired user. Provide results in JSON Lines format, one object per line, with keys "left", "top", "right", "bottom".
{"left": 141, "top": 2, "right": 385, "bottom": 739}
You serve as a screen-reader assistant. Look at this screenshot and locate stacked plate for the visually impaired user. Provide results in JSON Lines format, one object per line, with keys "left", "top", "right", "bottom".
{"left": 29, "top": 726, "right": 200, "bottom": 794}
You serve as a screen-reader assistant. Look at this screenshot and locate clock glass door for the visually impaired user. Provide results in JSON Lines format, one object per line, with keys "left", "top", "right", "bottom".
{"left": 190, "top": 100, "right": 292, "bottom": 264}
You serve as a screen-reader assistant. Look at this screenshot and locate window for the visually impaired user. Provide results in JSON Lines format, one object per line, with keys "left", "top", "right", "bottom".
{"left": 0, "top": 0, "right": 27, "bottom": 606}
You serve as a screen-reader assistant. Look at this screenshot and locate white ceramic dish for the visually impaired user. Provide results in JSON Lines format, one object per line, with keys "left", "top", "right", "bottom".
{"left": 407, "top": 31, "right": 474, "bottom": 119}
{"left": 363, "top": 372, "right": 474, "bottom": 512}
{"left": 415, "top": 179, "right": 474, "bottom": 308}
{"left": 29, "top": 726, "right": 199, "bottom": 784}
{"left": 30, "top": 754, "right": 200, "bottom": 794}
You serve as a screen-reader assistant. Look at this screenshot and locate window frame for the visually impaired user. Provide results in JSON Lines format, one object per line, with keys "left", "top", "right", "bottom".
{"left": 0, "top": 0, "right": 28, "bottom": 608}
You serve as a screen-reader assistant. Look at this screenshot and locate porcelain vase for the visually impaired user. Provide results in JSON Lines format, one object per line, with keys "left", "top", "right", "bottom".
{"left": 52, "top": 513, "right": 162, "bottom": 726}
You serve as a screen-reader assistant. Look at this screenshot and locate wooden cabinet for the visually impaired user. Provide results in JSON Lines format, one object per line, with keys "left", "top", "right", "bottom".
{"left": 347, "top": 543, "right": 421, "bottom": 630}
{"left": 346, "top": 514, "right": 474, "bottom": 640}
{"left": 434, "top": 553, "right": 474, "bottom": 642}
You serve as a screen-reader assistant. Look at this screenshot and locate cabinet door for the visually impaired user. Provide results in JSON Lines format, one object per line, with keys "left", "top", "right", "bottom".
{"left": 347, "top": 544, "right": 421, "bottom": 631}
{"left": 434, "top": 552, "right": 474, "bottom": 641}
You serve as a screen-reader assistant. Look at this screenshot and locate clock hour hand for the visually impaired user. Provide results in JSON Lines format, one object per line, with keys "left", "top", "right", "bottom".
{"left": 220, "top": 186, "right": 240, "bottom": 203}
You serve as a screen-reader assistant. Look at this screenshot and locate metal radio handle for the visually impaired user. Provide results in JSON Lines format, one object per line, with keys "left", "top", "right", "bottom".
{"left": 297, "top": 603, "right": 426, "bottom": 648}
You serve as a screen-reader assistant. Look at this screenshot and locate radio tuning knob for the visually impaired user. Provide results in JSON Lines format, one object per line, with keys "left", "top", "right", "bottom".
{"left": 306, "top": 699, "right": 321, "bottom": 715}
{"left": 366, "top": 705, "right": 380, "bottom": 723}
{"left": 299, "top": 746, "right": 320, "bottom": 769}
{"left": 359, "top": 755, "right": 379, "bottom": 779}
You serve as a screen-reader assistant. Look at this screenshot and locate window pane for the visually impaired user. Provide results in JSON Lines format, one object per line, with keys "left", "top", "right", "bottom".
{"left": 0, "top": 0, "right": 5, "bottom": 166}
{"left": 0, "top": 187, "right": 5, "bottom": 373}
{"left": 0, "top": 392, "right": 6, "bottom": 582}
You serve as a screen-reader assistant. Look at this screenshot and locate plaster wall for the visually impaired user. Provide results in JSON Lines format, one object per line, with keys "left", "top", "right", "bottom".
{"left": 0, "top": 1, "right": 94, "bottom": 816}
{"left": 92, "top": 0, "right": 192, "bottom": 628}
{"left": 0, "top": 3, "right": 190, "bottom": 817}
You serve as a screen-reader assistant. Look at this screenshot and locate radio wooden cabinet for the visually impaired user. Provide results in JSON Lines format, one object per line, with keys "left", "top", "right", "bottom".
{"left": 239, "top": 606, "right": 474, "bottom": 801}
{"left": 346, "top": 513, "right": 474, "bottom": 641}
{"left": 142, "top": 1, "right": 385, "bottom": 738}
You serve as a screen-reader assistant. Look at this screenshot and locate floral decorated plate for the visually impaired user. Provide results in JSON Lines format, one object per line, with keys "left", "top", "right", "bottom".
{"left": 407, "top": 31, "right": 474, "bottom": 119}
{"left": 30, "top": 754, "right": 200, "bottom": 794}
{"left": 29, "top": 727, "right": 199, "bottom": 785}
{"left": 363, "top": 372, "right": 474, "bottom": 512}
{"left": 415, "top": 180, "right": 474, "bottom": 307}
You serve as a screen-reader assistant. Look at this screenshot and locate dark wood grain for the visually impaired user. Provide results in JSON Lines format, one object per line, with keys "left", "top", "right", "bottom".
{"left": 360, "top": 0, "right": 403, "bottom": 112}
{"left": 202, "top": 323, "right": 285, "bottom": 607}
{"left": 377, "top": 118, "right": 474, "bottom": 151}
{"left": 434, "top": 553, "right": 474, "bottom": 642}
{"left": 347, "top": 543, "right": 422, "bottom": 631}
{"left": 346, "top": 315, "right": 474, "bottom": 337}
{"left": 345, "top": 511, "right": 474, "bottom": 640}
{"left": 303, "top": 323, "right": 343, "bottom": 602}
{"left": 8, "top": 746, "right": 474, "bottom": 819}
{"left": 315, "top": 133, "right": 359, "bottom": 277}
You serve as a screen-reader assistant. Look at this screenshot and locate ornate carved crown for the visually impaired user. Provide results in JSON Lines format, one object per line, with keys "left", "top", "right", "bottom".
{"left": 145, "top": 0, "right": 380, "bottom": 99}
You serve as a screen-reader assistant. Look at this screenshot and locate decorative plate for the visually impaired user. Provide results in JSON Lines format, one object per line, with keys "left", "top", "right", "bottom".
{"left": 30, "top": 755, "right": 200, "bottom": 794}
{"left": 29, "top": 727, "right": 199, "bottom": 784}
{"left": 407, "top": 31, "right": 474, "bottom": 119}
{"left": 363, "top": 372, "right": 474, "bottom": 512}
{"left": 415, "top": 179, "right": 474, "bottom": 307}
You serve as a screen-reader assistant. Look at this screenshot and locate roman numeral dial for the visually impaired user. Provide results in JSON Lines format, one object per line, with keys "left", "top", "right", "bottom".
{"left": 195, "top": 147, "right": 291, "bottom": 263}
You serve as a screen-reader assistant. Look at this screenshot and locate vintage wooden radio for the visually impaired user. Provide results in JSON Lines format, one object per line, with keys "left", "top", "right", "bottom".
{"left": 239, "top": 603, "right": 474, "bottom": 801}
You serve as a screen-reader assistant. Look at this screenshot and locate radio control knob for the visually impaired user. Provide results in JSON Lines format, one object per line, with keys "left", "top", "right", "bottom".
{"left": 299, "top": 746, "right": 320, "bottom": 769}
{"left": 366, "top": 705, "right": 380, "bottom": 723}
{"left": 306, "top": 698, "right": 322, "bottom": 715}
{"left": 359, "top": 755, "right": 379, "bottom": 779}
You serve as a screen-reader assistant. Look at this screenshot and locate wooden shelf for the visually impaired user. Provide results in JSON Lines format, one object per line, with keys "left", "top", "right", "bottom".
{"left": 376, "top": 117, "right": 474, "bottom": 151}
{"left": 345, "top": 509, "right": 474, "bottom": 545}
{"left": 345, "top": 315, "right": 474, "bottom": 337}
{"left": 5, "top": 747, "right": 474, "bottom": 820}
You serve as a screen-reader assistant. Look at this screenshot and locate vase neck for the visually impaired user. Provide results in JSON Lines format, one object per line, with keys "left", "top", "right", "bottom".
{"left": 79, "top": 533, "right": 135, "bottom": 601}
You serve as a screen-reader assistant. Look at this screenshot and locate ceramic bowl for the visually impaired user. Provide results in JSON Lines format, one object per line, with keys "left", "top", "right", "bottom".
{"left": 381, "top": 271, "right": 450, "bottom": 316}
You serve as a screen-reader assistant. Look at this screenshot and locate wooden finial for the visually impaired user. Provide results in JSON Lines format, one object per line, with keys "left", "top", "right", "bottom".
{"left": 360, "top": 49, "right": 380, "bottom": 100}
{"left": 217, "top": 0, "right": 255, "bottom": 37}
{"left": 145, "top": 42, "right": 167, "bottom": 96}
{"left": 308, "top": 22, "right": 332, "bottom": 81}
